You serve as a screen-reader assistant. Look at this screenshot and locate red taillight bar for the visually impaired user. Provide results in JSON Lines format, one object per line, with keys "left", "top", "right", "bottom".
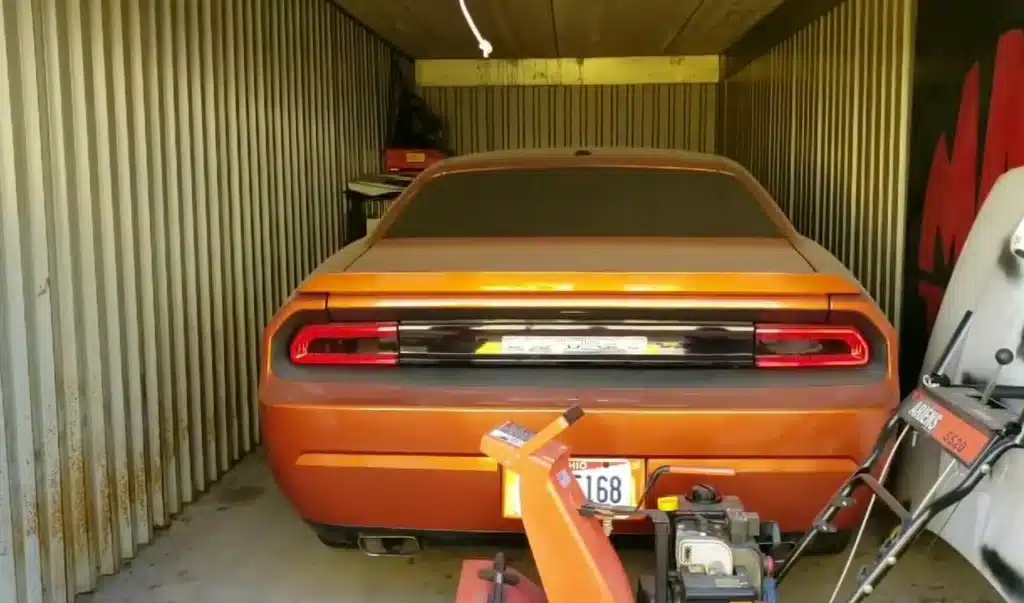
{"left": 289, "top": 321, "right": 869, "bottom": 368}
{"left": 290, "top": 322, "right": 398, "bottom": 366}
{"left": 754, "top": 324, "right": 869, "bottom": 368}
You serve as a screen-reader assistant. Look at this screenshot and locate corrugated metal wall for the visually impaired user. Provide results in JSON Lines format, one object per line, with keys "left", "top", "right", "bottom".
{"left": 422, "top": 84, "right": 719, "bottom": 154}
{"left": 0, "top": 0, "right": 398, "bottom": 601}
{"left": 722, "top": 0, "right": 916, "bottom": 324}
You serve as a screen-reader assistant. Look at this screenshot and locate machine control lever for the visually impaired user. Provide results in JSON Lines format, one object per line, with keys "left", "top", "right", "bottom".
{"left": 980, "top": 348, "right": 1014, "bottom": 407}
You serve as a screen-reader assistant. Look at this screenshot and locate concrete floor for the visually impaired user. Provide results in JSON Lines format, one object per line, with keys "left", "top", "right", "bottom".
{"left": 80, "top": 449, "right": 1003, "bottom": 603}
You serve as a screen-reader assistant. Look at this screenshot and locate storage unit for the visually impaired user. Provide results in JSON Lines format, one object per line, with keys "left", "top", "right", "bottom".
{"left": 3, "top": 0, "right": 1023, "bottom": 601}
{"left": 393, "top": 0, "right": 916, "bottom": 325}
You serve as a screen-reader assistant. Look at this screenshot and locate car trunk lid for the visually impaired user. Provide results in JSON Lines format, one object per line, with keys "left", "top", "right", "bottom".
{"left": 285, "top": 239, "right": 868, "bottom": 370}
{"left": 299, "top": 239, "right": 858, "bottom": 299}
{"left": 340, "top": 238, "right": 817, "bottom": 274}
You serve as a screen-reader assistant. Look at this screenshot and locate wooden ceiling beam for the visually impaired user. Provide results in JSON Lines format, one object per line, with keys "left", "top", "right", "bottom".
{"left": 415, "top": 56, "right": 721, "bottom": 87}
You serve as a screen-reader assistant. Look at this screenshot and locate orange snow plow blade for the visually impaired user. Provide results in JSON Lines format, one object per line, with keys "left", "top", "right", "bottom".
{"left": 453, "top": 406, "right": 635, "bottom": 603}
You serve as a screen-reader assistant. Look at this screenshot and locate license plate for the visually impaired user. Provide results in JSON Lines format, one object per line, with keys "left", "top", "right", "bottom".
{"left": 405, "top": 151, "right": 426, "bottom": 163}
{"left": 500, "top": 335, "right": 648, "bottom": 355}
{"left": 502, "top": 458, "right": 639, "bottom": 518}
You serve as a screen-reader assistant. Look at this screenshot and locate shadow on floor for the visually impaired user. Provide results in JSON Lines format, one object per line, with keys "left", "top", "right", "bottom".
{"left": 79, "top": 448, "right": 1003, "bottom": 603}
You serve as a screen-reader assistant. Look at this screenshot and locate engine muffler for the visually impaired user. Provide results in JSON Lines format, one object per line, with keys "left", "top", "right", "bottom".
{"left": 356, "top": 533, "right": 422, "bottom": 557}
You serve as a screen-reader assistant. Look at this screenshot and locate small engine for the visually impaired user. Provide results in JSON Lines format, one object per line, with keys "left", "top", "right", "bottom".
{"left": 667, "top": 485, "right": 779, "bottom": 603}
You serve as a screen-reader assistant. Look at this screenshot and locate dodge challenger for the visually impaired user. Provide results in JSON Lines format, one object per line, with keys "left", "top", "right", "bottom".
{"left": 259, "top": 147, "right": 899, "bottom": 554}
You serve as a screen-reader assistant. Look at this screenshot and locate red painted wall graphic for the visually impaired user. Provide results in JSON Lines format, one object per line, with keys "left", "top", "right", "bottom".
{"left": 917, "top": 30, "right": 1024, "bottom": 328}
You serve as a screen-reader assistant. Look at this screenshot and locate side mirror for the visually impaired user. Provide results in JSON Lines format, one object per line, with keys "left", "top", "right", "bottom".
{"left": 1011, "top": 215, "right": 1024, "bottom": 259}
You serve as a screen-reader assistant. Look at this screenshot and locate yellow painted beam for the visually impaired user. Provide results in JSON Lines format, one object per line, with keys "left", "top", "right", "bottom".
{"left": 415, "top": 56, "right": 721, "bottom": 87}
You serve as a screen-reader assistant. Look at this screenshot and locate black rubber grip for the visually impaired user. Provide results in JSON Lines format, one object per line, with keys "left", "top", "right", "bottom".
{"left": 562, "top": 405, "right": 585, "bottom": 425}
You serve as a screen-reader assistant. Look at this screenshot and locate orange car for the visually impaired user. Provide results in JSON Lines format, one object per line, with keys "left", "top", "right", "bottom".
{"left": 259, "top": 148, "right": 899, "bottom": 554}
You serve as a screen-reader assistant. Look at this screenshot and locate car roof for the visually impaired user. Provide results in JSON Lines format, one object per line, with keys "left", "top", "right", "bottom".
{"left": 429, "top": 147, "right": 748, "bottom": 176}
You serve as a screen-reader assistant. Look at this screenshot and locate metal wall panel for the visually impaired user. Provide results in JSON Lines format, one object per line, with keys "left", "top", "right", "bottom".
{"left": 722, "top": 0, "right": 916, "bottom": 324}
{"left": 422, "top": 84, "right": 719, "bottom": 154}
{"left": 0, "top": 1, "right": 398, "bottom": 601}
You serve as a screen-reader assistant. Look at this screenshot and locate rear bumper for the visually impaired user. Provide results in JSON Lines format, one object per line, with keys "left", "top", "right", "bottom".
{"left": 260, "top": 378, "right": 895, "bottom": 534}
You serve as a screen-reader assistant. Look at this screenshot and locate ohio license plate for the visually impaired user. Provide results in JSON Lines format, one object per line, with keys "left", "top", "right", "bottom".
{"left": 502, "top": 458, "right": 638, "bottom": 518}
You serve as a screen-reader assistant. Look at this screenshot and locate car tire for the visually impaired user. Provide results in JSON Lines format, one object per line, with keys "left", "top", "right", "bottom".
{"left": 314, "top": 527, "right": 359, "bottom": 550}
{"left": 774, "top": 530, "right": 854, "bottom": 558}
{"left": 804, "top": 530, "right": 853, "bottom": 555}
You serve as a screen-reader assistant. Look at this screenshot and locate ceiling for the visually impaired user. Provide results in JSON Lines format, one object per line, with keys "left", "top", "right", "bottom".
{"left": 336, "top": 0, "right": 788, "bottom": 59}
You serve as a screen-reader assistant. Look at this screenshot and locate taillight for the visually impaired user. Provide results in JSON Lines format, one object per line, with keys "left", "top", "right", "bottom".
{"left": 290, "top": 322, "right": 398, "bottom": 366}
{"left": 754, "top": 324, "right": 869, "bottom": 368}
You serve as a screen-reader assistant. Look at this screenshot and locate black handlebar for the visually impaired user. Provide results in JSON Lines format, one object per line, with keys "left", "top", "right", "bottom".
{"left": 562, "top": 405, "right": 585, "bottom": 425}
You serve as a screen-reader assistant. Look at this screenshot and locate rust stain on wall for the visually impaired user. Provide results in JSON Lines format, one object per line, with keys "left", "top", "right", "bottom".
{"left": 0, "top": 0, "right": 402, "bottom": 601}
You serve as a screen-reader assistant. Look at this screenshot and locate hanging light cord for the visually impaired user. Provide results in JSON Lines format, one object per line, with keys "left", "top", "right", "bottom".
{"left": 458, "top": 0, "right": 493, "bottom": 57}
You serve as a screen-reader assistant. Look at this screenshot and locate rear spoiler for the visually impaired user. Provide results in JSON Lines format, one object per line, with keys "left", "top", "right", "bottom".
{"left": 296, "top": 271, "right": 863, "bottom": 297}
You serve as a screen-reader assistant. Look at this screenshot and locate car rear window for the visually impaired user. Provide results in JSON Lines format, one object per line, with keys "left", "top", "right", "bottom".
{"left": 380, "top": 167, "right": 784, "bottom": 239}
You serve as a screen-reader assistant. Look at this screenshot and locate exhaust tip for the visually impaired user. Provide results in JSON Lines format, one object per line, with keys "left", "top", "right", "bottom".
{"left": 357, "top": 534, "right": 422, "bottom": 557}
